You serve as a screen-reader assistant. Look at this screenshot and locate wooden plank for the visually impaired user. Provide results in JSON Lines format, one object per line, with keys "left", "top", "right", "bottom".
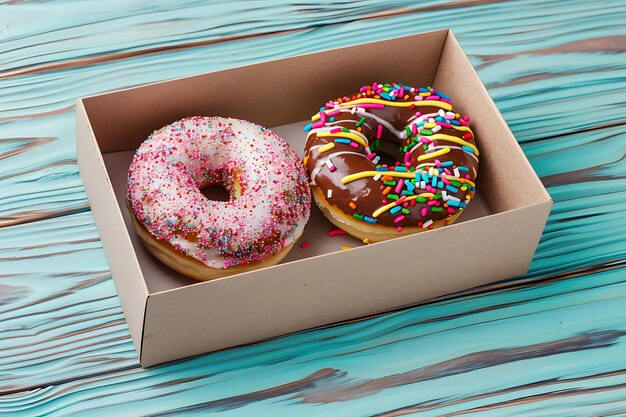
{"left": 0, "top": 112, "right": 89, "bottom": 227}
{"left": 0, "top": 212, "right": 138, "bottom": 393}
{"left": 523, "top": 125, "right": 626, "bottom": 276}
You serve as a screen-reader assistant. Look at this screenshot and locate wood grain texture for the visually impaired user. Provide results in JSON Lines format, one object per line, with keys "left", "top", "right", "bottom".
{"left": 2, "top": 265, "right": 626, "bottom": 416}
{"left": 0, "top": 0, "right": 625, "bottom": 415}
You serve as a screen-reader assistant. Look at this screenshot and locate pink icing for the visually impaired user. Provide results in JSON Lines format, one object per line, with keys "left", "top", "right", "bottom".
{"left": 127, "top": 116, "right": 311, "bottom": 268}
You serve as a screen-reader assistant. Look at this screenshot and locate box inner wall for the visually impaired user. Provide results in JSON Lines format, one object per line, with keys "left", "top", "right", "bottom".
{"left": 81, "top": 30, "right": 449, "bottom": 154}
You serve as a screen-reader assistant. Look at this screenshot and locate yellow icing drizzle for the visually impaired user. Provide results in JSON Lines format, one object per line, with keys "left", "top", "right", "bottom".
{"left": 341, "top": 170, "right": 476, "bottom": 188}
{"left": 427, "top": 134, "right": 479, "bottom": 155}
{"left": 417, "top": 147, "right": 450, "bottom": 161}
{"left": 372, "top": 193, "right": 435, "bottom": 218}
{"left": 317, "top": 131, "right": 368, "bottom": 147}
{"left": 311, "top": 99, "right": 453, "bottom": 121}
{"left": 318, "top": 142, "right": 335, "bottom": 153}
{"left": 342, "top": 171, "right": 415, "bottom": 184}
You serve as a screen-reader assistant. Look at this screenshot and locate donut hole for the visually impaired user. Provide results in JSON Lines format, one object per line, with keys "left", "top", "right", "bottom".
{"left": 373, "top": 142, "right": 404, "bottom": 167}
{"left": 200, "top": 184, "right": 231, "bottom": 202}
{"left": 375, "top": 150, "right": 399, "bottom": 167}
{"left": 199, "top": 169, "right": 241, "bottom": 202}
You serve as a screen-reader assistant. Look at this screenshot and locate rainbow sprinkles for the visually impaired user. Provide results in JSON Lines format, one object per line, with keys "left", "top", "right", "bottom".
{"left": 303, "top": 82, "right": 479, "bottom": 234}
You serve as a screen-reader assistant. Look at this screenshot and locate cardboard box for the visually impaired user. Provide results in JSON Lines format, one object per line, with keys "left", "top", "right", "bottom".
{"left": 76, "top": 29, "right": 552, "bottom": 367}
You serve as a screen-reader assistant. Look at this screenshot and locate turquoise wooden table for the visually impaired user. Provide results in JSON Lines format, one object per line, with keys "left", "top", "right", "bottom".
{"left": 1, "top": 1, "right": 625, "bottom": 415}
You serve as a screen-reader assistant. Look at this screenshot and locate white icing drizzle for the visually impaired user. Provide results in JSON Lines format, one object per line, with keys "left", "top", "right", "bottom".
{"left": 308, "top": 150, "right": 369, "bottom": 185}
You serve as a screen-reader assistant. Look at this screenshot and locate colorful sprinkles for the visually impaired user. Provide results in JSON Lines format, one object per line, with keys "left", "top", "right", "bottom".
{"left": 328, "top": 229, "right": 347, "bottom": 237}
{"left": 303, "top": 83, "right": 479, "bottom": 233}
{"left": 127, "top": 117, "right": 311, "bottom": 269}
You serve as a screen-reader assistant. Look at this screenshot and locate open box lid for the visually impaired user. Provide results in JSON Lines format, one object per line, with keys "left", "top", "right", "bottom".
{"left": 76, "top": 29, "right": 552, "bottom": 366}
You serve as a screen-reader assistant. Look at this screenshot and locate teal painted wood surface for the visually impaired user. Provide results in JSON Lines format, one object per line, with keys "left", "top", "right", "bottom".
{"left": 0, "top": 0, "right": 625, "bottom": 415}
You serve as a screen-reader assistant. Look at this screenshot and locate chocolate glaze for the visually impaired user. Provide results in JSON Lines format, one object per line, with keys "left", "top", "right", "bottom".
{"left": 304, "top": 84, "right": 479, "bottom": 230}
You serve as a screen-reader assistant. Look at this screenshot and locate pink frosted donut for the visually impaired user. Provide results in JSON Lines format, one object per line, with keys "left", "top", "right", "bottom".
{"left": 127, "top": 116, "right": 311, "bottom": 281}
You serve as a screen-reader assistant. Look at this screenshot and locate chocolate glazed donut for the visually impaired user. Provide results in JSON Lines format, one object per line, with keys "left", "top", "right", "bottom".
{"left": 303, "top": 82, "right": 479, "bottom": 243}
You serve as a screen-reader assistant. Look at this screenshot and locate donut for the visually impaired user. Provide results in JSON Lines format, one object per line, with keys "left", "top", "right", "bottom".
{"left": 304, "top": 83, "right": 478, "bottom": 243}
{"left": 127, "top": 116, "right": 311, "bottom": 281}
